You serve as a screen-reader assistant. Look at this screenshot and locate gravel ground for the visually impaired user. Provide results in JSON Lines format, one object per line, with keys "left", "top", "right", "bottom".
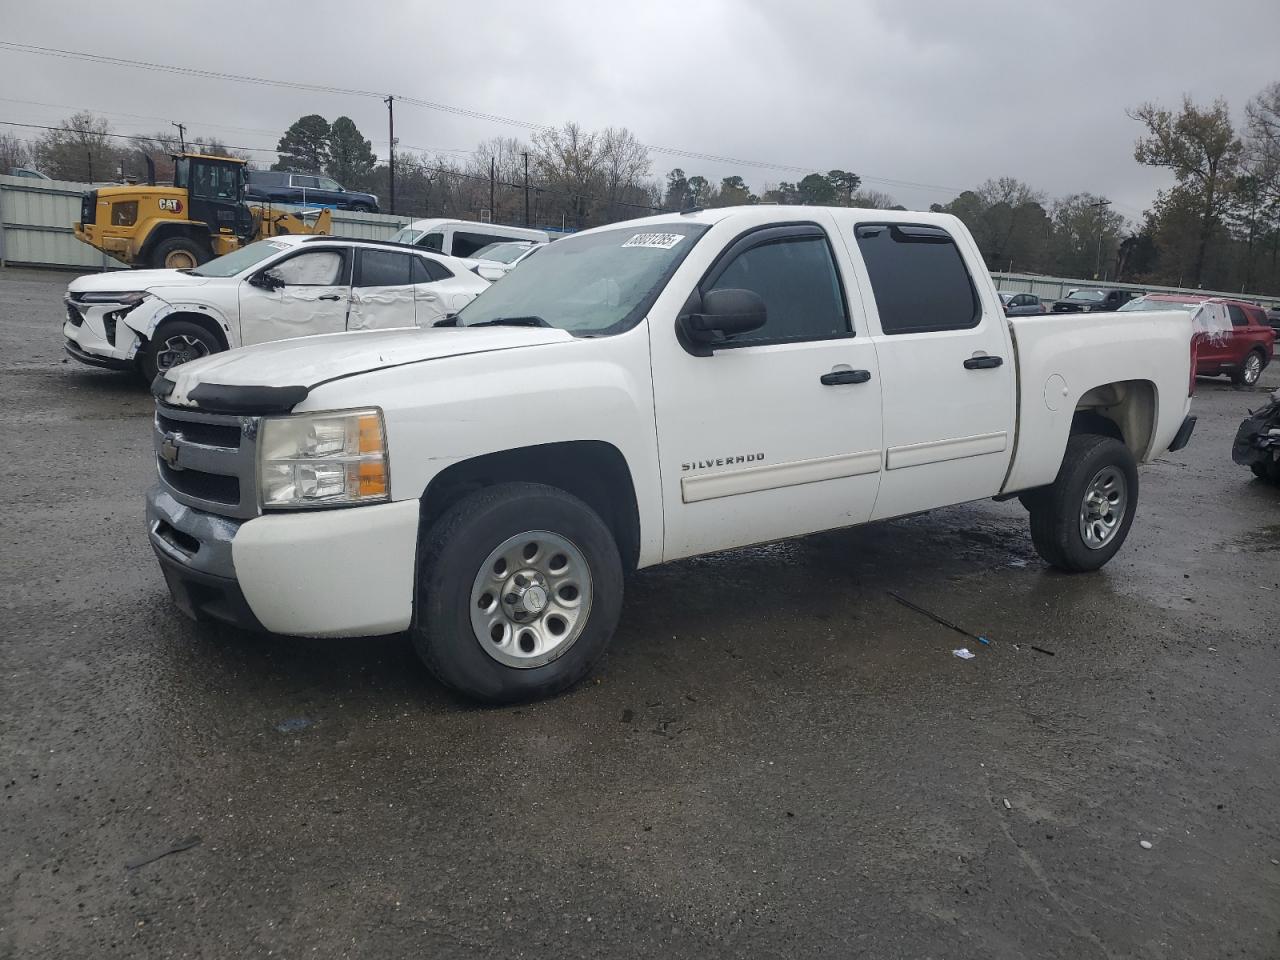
{"left": 2, "top": 266, "right": 1278, "bottom": 959}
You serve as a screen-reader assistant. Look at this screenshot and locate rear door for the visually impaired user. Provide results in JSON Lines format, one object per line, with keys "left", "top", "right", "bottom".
{"left": 238, "top": 246, "right": 351, "bottom": 346}
{"left": 650, "top": 217, "right": 884, "bottom": 560}
{"left": 349, "top": 248, "right": 417, "bottom": 330}
{"left": 842, "top": 219, "right": 1016, "bottom": 520}
{"left": 411, "top": 254, "right": 480, "bottom": 325}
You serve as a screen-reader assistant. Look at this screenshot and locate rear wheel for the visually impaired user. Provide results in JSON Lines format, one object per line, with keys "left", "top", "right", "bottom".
{"left": 412, "top": 482, "right": 624, "bottom": 703}
{"left": 1233, "top": 350, "right": 1265, "bottom": 386}
{"left": 349, "top": 202, "right": 373, "bottom": 213}
{"left": 138, "top": 320, "right": 222, "bottom": 384}
{"left": 151, "top": 236, "right": 208, "bottom": 270}
{"left": 1029, "top": 434, "right": 1138, "bottom": 572}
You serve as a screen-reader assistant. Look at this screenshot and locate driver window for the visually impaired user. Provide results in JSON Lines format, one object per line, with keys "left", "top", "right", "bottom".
{"left": 418, "top": 232, "right": 445, "bottom": 252}
{"left": 272, "top": 251, "right": 345, "bottom": 286}
{"left": 707, "top": 234, "right": 850, "bottom": 345}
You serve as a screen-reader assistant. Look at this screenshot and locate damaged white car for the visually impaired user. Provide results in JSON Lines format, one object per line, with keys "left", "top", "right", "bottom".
{"left": 63, "top": 236, "right": 490, "bottom": 381}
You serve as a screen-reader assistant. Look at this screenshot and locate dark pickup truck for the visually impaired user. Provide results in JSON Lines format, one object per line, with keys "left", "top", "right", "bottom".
{"left": 1051, "top": 288, "right": 1139, "bottom": 313}
{"left": 244, "top": 171, "right": 379, "bottom": 212}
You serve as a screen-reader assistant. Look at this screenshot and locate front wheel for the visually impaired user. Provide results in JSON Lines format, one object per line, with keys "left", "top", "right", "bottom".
{"left": 150, "top": 236, "right": 208, "bottom": 270}
{"left": 349, "top": 202, "right": 373, "bottom": 213}
{"left": 1029, "top": 434, "right": 1138, "bottom": 572}
{"left": 1233, "top": 350, "right": 1266, "bottom": 386}
{"left": 138, "top": 320, "right": 222, "bottom": 384}
{"left": 412, "top": 482, "right": 624, "bottom": 703}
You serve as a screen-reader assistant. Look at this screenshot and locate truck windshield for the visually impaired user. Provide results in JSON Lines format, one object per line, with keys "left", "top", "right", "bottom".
{"left": 457, "top": 224, "right": 708, "bottom": 335}
{"left": 188, "top": 240, "right": 290, "bottom": 277}
{"left": 390, "top": 227, "right": 425, "bottom": 245}
{"left": 1065, "top": 290, "right": 1106, "bottom": 302}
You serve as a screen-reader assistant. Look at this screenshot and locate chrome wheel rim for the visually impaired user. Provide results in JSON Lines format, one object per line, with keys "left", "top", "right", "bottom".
{"left": 155, "top": 334, "right": 210, "bottom": 372}
{"left": 1079, "top": 466, "right": 1128, "bottom": 550}
{"left": 470, "top": 530, "right": 593, "bottom": 669}
{"left": 1244, "top": 353, "right": 1262, "bottom": 385}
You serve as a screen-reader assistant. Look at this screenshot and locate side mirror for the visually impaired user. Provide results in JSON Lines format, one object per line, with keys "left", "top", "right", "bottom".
{"left": 678, "top": 288, "right": 767, "bottom": 355}
{"left": 250, "top": 269, "right": 284, "bottom": 290}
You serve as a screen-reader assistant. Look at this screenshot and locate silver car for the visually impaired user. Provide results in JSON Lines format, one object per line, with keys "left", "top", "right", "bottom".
{"left": 1000, "top": 292, "right": 1047, "bottom": 316}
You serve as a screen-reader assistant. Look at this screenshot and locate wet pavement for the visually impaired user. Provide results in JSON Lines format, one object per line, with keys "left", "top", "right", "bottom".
{"left": 2, "top": 266, "right": 1279, "bottom": 959}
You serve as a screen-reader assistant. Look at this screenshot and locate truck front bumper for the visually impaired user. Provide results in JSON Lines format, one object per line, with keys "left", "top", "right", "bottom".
{"left": 146, "top": 486, "right": 420, "bottom": 637}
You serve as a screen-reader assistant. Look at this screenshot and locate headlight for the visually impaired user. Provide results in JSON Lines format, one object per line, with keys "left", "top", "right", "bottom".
{"left": 258, "top": 408, "right": 389, "bottom": 508}
{"left": 74, "top": 290, "right": 150, "bottom": 306}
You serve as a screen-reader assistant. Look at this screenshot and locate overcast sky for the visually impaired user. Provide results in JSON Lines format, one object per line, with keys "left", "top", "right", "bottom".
{"left": 3, "top": 0, "right": 1278, "bottom": 224}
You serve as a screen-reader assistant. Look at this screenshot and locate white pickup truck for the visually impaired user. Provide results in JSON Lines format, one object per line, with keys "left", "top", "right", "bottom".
{"left": 145, "top": 206, "right": 1197, "bottom": 702}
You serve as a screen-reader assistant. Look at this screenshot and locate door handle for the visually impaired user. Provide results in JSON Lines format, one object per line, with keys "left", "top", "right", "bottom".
{"left": 963, "top": 355, "right": 1004, "bottom": 370}
{"left": 820, "top": 369, "right": 872, "bottom": 385}
{"left": 317, "top": 294, "right": 341, "bottom": 301}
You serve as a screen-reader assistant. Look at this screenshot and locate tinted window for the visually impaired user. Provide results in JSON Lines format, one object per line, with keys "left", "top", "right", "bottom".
{"left": 452, "top": 232, "right": 509, "bottom": 257}
{"left": 1227, "top": 304, "right": 1249, "bottom": 327}
{"left": 412, "top": 256, "right": 454, "bottom": 283}
{"left": 317, "top": 178, "right": 342, "bottom": 191}
{"left": 419, "top": 232, "right": 445, "bottom": 252}
{"left": 292, "top": 175, "right": 320, "bottom": 189}
{"left": 356, "top": 249, "right": 412, "bottom": 287}
{"left": 273, "top": 250, "right": 345, "bottom": 286}
{"left": 707, "top": 233, "right": 849, "bottom": 345}
{"left": 856, "top": 224, "right": 980, "bottom": 334}
{"left": 191, "top": 163, "right": 238, "bottom": 200}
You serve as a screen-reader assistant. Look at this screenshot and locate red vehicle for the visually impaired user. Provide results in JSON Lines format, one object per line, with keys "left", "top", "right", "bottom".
{"left": 1119, "top": 294, "right": 1275, "bottom": 386}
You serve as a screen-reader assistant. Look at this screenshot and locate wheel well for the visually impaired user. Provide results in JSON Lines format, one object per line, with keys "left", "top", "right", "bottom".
{"left": 420, "top": 441, "right": 642, "bottom": 572}
{"left": 139, "top": 222, "right": 212, "bottom": 262}
{"left": 147, "top": 311, "right": 230, "bottom": 352}
{"left": 1073, "top": 379, "right": 1156, "bottom": 458}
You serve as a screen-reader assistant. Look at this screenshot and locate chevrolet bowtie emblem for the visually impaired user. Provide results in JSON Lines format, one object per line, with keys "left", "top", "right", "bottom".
{"left": 159, "top": 433, "right": 182, "bottom": 470}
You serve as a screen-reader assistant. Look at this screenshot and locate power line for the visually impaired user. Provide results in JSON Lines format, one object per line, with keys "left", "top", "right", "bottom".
{"left": 0, "top": 39, "right": 962, "bottom": 197}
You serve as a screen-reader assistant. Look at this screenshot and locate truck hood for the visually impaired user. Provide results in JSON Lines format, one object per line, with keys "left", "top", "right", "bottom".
{"left": 158, "top": 326, "right": 575, "bottom": 412}
{"left": 68, "top": 269, "right": 212, "bottom": 295}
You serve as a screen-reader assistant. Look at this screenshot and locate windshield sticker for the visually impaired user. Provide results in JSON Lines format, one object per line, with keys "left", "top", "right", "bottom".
{"left": 622, "top": 233, "right": 685, "bottom": 250}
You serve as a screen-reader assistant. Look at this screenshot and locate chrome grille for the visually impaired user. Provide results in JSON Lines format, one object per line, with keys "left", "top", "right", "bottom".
{"left": 153, "top": 402, "right": 260, "bottom": 519}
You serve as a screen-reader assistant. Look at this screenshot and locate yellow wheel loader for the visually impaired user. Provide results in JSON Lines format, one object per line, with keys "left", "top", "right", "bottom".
{"left": 72, "top": 153, "right": 333, "bottom": 269}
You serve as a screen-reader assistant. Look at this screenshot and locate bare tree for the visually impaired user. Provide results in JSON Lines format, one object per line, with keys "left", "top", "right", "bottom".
{"left": 0, "top": 133, "right": 31, "bottom": 173}
{"left": 598, "top": 127, "right": 650, "bottom": 219}
{"left": 532, "top": 122, "right": 604, "bottom": 228}
{"left": 35, "top": 111, "right": 122, "bottom": 182}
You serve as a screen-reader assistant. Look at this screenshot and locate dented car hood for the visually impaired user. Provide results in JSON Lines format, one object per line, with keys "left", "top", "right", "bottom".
{"left": 68, "top": 269, "right": 212, "bottom": 295}
{"left": 157, "top": 325, "right": 574, "bottom": 412}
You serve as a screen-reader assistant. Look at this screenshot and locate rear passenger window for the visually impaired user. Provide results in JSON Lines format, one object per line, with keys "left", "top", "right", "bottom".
{"left": 356, "top": 250, "right": 412, "bottom": 287}
{"left": 706, "top": 232, "right": 849, "bottom": 345}
{"left": 856, "top": 224, "right": 980, "bottom": 334}
{"left": 412, "top": 256, "right": 454, "bottom": 283}
{"left": 1227, "top": 305, "right": 1249, "bottom": 327}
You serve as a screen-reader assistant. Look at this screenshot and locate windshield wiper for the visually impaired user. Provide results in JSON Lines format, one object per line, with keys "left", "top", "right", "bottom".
{"left": 466, "top": 316, "right": 551, "bottom": 328}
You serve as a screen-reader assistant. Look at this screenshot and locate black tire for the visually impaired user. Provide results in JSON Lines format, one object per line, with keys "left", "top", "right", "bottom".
{"left": 150, "top": 236, "right": 209, "bottom": 270}
{"left": 412, "top": 482, "right": 624, "bottom": 703}
{"left": 1232, "top": 349, "right": 1266, "bottom": 386}
{"left": 1252, "top": 460, "right": 1280, "bottom": 483}
{"left": 1029, "top": 434, "right": 1139, "bottom": 572}
{"left": 137, "top": 319, "right": 222, "bottom": 383}
{"left": 349, "top": 203, "right": 373, "bottom": 213}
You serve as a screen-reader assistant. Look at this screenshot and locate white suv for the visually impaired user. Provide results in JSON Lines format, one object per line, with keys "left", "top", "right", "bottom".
{"left": 63, "top": 236, "right": 490, "bottom": 381}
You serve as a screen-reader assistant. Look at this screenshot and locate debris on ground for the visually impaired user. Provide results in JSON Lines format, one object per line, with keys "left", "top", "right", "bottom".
{"left": 275, "top": 717, "right": 313, "bottom": 733}
{"left": 126, "top": 835, "right": 202, "bottom": 870}
{"left": 1002, "top": 798, "right": 1012, "bottom": 810}
{"left": 953, "top": 648, "right": 976, "bottom": 660}
{"left": 1140, "top": 840, "right": 1153, "bottom": 850}
{"left": 1028, "top": 645, "right": 1056, "bottom": 657}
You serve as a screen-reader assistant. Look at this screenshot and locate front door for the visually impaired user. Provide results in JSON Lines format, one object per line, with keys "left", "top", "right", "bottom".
{"left": 187, "top": 160, "right": 242, "bottom": 238}
{"left": 349, "top": 248, "right": 418, "bottom": 330}
{"left": 841, "top": 219, "right": 1016, "bottom": 520}
{"left": 650, "top": 220, "right": 884, "bottom": 561}
{"left": 238, "top": 247, "right": 351, "bottom": 346}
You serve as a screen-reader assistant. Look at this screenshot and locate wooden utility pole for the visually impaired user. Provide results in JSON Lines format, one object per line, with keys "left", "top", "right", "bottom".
{"left": 489, "top": 156, "right": 495, "bottom": 221}
{"left": 384, "top": 95, "right": 395, "bottom": 216}
{"left": 171, "top": 121, "right": 186, "bottom": 152}
{"left": 523, "top": 152, "right": 530, "bottom": 226}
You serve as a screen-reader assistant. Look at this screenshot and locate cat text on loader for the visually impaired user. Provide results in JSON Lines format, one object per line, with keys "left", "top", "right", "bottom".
{"left": 72, "top": 153, "right": 332, "bottom": 269}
